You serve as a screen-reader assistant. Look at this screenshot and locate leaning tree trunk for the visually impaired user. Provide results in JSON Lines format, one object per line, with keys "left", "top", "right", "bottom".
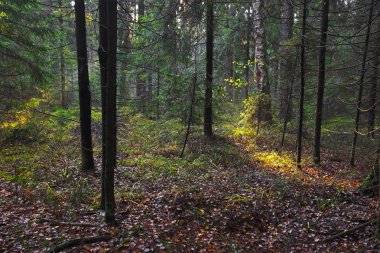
{"left": 279, "top": 0, "right": 295, "bottom": 121}
{"left": 98, "top": 0, "right": 108, "bottom": 210}
{"left": 313, "top": 0, "right": 330, "bottom": 166}
{"left": 74, "top": 0, "right": 95, "bottom": 171}
{"left": 204, "top": 0, "right": 214, "bottom": 137}
{"left": 252, "top": 0, "right": 272, "bottom": 122}
{"left": 104, "top": 0, "right": 118, "bottom": 224}
{"left": 296, "top": 0, "right": 307, "bottom": 168}
{"left": 349, "top": 0, "right": 375, "bottom": 167}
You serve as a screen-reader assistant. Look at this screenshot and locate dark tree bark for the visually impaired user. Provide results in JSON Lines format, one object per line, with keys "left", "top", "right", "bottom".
{"left": 104, "top": 0, "right": 118, "bottom": 224}
{"left": 224, "top": 5, "right": 235, "bottom": 102}
{"left": 204, "top": 0, "right": 213, "bottom": 137}
{"left": 296, "top": 0, "right": 307, "bottom": 168}
{"left": 74, "top": 0, "right": 95, "bottom": 171}
{"left": 58, "top": 0, "right": 66, "bottom": 108}
{"left": 279, "top": 0, "right": 295, "bottom": 120}
{"left": 349, "top": 0, "right": 375, "bottom": 166}
{"left": 136, "top": 0, "right": 146, "bottom": 113}
{"left": 313, "top": 0, "right": 330, "bottom": 166}
{"left": 98, "top": 0, "right": 108, "bottom": 210}
{"left": 367, "top": 50, "right": 379, "bottom": 138}
{"left": 119, "top": 3, "right": 131, "bottom": 106}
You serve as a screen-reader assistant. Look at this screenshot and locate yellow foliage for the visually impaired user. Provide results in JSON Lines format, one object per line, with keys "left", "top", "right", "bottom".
{"left": 254, "top": 151, "right": 296, "bottom": 175}
{"left": 0, "top": 98, "right": 41, "bottom": 129}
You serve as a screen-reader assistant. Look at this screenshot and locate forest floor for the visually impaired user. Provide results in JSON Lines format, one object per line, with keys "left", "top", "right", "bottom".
{"left": 0, "top": 109, "right": 379, "bottom": 252}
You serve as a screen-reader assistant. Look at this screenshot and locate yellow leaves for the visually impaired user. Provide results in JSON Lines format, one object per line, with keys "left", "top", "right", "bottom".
{"left": 86, "top": 13, "right": 94, "bottom": 23}
{"left": 0, "top": 98, "right": 41, "bottom": 129}
{"left": 253, "top": 151, "right": 296, "bottom": 175}
{"left": 0, "top": 110, "right": 29, "bottom": 129}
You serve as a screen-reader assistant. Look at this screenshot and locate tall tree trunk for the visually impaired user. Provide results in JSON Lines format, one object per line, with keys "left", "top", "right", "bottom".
{"left": 279, "top": 0, "right": 295, "bottom": 120}
{"left": 136, "top": 0, "right": 146, "bottom": 113}
{"left": 296, "top": 0, "right": 307, "bottom": 168}
{"left": 104, "top": 0, "right": 117, "bottom": 224}
{"left": 98, "top": 0, "right": 108, "bottom": 210}
{"left": 252, "top": 0, "right": 272, "bottom": 122}
{"left": 74, "top": 0, "right": 95, "bottom": 171}
{"left": 367, "top": 50, "right": 380, "bottom": 138}
{"left": 313, "top": 0, "right": 330, "bottom": 166}
{"left": 225, "top": 45, "right": 234, "bottom": 102}
{"left": 119, "top": 5, "right": 131, "bottom": 106}
{"left": 204, "top": 0, "right": 213, "bottom": 137}
{"left": 156, "top": 67, "right": 160, "bottom": 120}
{"left": 244, "top": 8, "right": 251, "bottom": 100}
{"left": 224, "top": 5, "right": 234, "bottom": 102}
{"left": 349, "top": 0, "right": 375, "bottom": 166}
{"left": 58, "top": 0, "right": 66, "bottom": 108}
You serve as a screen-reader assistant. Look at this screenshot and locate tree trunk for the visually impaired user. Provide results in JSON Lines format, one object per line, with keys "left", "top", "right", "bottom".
{"left": 74, "top": 0, "right": 95, "bottom": 171}
{"left": 367, "top": 14, "right": 380, "bottom": 138}
{"left": 367, "top": 50, "right": 379, "bottom": 138}
{"left": 296, "top": 0, "right": 307, "bottom": 168}
{"left": 244, "top": 8, "right": 251, "bottom": 100}
{"left": 156, "top": 67, "right": 160, "bottom": 120}
{"left": 252, "top": 0, "right": 272, "bottom": 122}
{"left": 104, "top": 0, "right": 118, "bottom": 224}
{"left": 279, "top": 0, "right": 295, "bottom": 120}
{"left": 119, "top": 5, "right": 131, "bottom": 106}
{"left": 349, "top": 0, "right": 375, "bottom": 167}
{"left": 204, "top": 0, "right": 213, "bottom": 137}
{"left": 98, "top": 0, "right": 108, "bottom": 210}
{"left": 313, "top": 0, "right": 330, "bottom": 166}
{"left": 58, "top": 0, "right": 66, "bottom": 108}
{"left": 136, "top": 0, "right": 146, "bottom": 113}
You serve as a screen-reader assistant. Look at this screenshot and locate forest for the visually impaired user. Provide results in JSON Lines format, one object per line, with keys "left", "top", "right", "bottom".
{"left": 1, "top": 0, "right": 380, "bottom": 252}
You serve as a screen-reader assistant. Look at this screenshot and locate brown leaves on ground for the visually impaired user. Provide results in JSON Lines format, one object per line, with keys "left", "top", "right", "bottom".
{"left": 1, "top": 136, "right": 379, "bottom": 252}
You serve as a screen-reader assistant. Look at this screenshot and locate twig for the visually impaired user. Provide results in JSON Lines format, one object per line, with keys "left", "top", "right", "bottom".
{"left": 321, "top": 219, "right": 376, "bottom": 242}
{"left": 37, "top": 218, "right": 98, "bottom": 227}
{"left": 46, "top": 235, "right": 112, "bottom": 253}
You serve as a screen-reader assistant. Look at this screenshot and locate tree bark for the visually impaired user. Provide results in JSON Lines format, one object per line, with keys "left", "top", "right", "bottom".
{"left": 296, "top": 0, "right": 307, "bottom": 168}
{"left": 313, "top": 0, "right": 330, "bottom": 166}
{"left": 58, "top": 0, "right": 66, "bottom": 108}
{"left": 244, "top": 7, "right": 251, "bottom": 100}
{"left": 98, "top": 0, "right": 108, "bottom": 210}
{"left": 74, "top": 0, "right": 95, "bottom": 171}
{"left": 349, "top": 0, "right": 375, "bottom": 167}
{"left": 279, "top": 0, "right": 295, "bottom": 120}
{"left": 204, "top": 0, "right": 213, "bottom": 137}
{"left": 104, "top": 0, "right": 118, "bottom": 224}
{"left": 119, "top": 4, "right": 131, "bottom": 106}
{"left": 367, "top": 17, "right": 380, "bottom": 138}
{"left": 136, "top": 0, "right": 146, "bottom": 114}
{"left": 252, "top": 0, "right": 272, "bottom": 122}
{"left": 367, "top": 53, "right": 379, "bottom": 138}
